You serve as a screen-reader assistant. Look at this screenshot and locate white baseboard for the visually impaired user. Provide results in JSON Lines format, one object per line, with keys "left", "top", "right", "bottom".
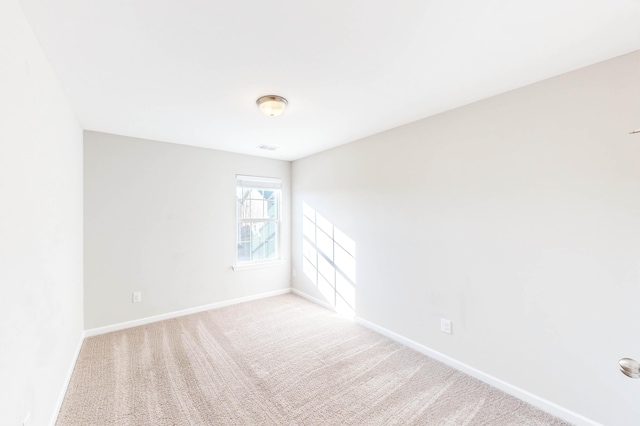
{"left": 63, "top": 288, "right": 599, "bottom": 425}
{"left": 55, "top": 288, "right": 292, "bottom": 424}
{"left": 50, "top": 331, "right": 84, "bottom": 426}
{"left": 291, "top": 288, "right": 336, "bottom": 312}
{"left": 84, "top": 288, "right": 291, "bottom": 337}
{"left": 354, "top": 317, "right": 601, "bottom": 426}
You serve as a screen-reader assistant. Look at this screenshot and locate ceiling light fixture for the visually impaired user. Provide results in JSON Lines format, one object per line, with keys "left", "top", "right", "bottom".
{"left": 256, "top": 95, "right": 288, "bottom": 117}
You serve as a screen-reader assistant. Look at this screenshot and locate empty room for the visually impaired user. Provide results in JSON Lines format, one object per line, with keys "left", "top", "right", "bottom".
{"left": 2, "top": 0, "right": 640, "bottom": 425}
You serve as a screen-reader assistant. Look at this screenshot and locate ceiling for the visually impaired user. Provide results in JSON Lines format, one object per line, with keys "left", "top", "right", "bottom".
{"left": 19, "top": 0, "right": 640, "bottom": 161}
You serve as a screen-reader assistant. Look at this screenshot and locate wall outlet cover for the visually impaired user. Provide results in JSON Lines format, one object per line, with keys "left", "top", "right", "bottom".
{"left": 440, "top": 318, "right": 452, "bottom": 334}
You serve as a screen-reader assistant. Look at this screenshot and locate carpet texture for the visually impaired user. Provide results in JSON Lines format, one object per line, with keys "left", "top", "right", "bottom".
{"left": 57, "top": 294, "right": 571, "bottom": 425}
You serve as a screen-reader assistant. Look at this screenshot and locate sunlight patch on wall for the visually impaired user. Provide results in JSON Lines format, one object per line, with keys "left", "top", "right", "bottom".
{"left": 302, "top": 203, "right": 356, "bottom": 315}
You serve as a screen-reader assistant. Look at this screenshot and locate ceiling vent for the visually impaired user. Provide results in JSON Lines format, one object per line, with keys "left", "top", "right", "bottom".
{"left": 257, "top": 145, "right": 280, "bottom": 151}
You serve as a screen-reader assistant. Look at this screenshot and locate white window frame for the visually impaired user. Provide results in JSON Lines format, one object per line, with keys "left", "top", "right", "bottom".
{"left": 234, "top": 175, "right": 282, "bottom": 270}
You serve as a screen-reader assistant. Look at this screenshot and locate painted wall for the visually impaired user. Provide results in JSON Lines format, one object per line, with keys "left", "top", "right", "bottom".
{"left": 84, "top": 132, "right": 291, "bottom": 329}
{"left": 292, "top": 51, "right": 640, "bottom": 425}
{"left": 0, "top": 1, "right": 84, "bottom": 425}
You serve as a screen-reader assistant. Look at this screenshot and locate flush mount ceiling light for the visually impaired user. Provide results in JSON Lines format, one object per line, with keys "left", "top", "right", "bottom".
{"left": 619, "top": 358, "right": 640, "bottom": 378}
{"left": 256, "top": 95, "right": 288, "bottom": 117}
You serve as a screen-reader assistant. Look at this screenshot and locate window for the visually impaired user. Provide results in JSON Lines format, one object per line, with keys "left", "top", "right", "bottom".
{"left": 236, "top": 175, "right": 281, "bottom": 264}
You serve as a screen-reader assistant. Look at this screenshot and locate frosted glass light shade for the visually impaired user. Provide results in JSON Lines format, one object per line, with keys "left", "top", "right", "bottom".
{"left": 257, "top": 95, "right": 288, "bottom": 117}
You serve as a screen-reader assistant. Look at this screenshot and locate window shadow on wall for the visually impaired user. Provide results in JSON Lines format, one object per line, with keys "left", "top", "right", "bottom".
{"left": 302, "top": 203, "right": 356, "bottom": 316}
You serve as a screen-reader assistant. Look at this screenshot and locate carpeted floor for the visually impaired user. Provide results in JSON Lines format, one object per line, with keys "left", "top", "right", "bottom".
{"left": 56, "top": 294, "right": 571, "bottom": 425}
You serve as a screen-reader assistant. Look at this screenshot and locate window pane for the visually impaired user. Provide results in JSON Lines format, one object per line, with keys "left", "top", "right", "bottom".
{"left": 236, "top": 200, "right": 245, "bottom": 219}
{"left": 238, "top": 223, "right": 251, "bottom": 242}
{"left": 253, "top": 241, "right": 264, "bottom": 261}
{"left": 264, "top": 230, "right": 277, "bottom": 259}
{"left": 252, "top": 223, "right": 264, "bottom": 260}
{"left": 266, "top": 196, "right": 278, "bottom": 219}
{"left": 237, "top": 242, "right": 250, "bottom": 262}
{"left": 241, "top": 199, "right": 252, "bottom": 220}
{"left": 237, "top": 220, "right": 279, "bottom": 262}
{"left": 251, "top": 199, "right": 264, "bottom": 219}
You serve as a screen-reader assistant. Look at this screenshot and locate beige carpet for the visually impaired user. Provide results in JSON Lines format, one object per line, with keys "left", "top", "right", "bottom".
{"left": 57, "top": 294, "right": 571, "bottom": 425}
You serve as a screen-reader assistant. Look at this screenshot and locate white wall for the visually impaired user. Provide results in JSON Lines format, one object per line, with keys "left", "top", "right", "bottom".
{"left": 292, "top": 51, "right": 640, "bottom": 425}
{"left": 0, "top": 1, "right": 84, "bottom": 425}
{"left": 84, "top": 132, "right": 291, "bottom": 329}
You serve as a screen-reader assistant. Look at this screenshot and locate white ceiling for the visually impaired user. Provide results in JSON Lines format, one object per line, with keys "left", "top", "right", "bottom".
{"left": 19, "top": 0, "right": 640, "bottom": 161}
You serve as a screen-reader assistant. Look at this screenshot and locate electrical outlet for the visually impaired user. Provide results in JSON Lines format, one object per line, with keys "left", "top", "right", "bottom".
{"left": 23, "top": 411, "right": 30, "bottom": 426}
{"left": 440, "top": 318, "right": 452, "bottom": 334}
{"left": 132, "top": 292, "right": 142, "bottom": 303}
{"left": 292, "top": 269, "right": 297, "bottom": 278}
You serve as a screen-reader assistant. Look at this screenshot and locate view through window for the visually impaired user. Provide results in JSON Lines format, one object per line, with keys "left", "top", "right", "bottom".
{"left": 302, "top": 203, "right": 356, "bottom": 314}
{"left": 236, "top": 175, "right": 281, "bottom": 263}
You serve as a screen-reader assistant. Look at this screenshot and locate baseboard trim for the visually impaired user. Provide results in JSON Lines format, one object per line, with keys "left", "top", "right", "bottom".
{"left": 50, "top": 331, "right": 84, "bottom": 426}
{"left": 354, "top": 317, "right": 601, "bottom": 426}
{"left": 291, "top": 288, "right": 336, "bottom": 312}
{"left": 84, "top": 288, "right": 292, "bottom": 337}
{"left": 68, "top": 288, "right": 600, "bottom": 425}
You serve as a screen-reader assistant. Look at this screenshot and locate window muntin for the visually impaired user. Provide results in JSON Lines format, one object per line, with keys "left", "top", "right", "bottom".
{"left": 236, "top": 175, "right": 281, "bottom": 264}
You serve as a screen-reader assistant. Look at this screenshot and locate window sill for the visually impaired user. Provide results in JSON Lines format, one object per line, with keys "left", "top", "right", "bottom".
{"left": 232, "top": 259, "right": 284, "bottom": 271}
